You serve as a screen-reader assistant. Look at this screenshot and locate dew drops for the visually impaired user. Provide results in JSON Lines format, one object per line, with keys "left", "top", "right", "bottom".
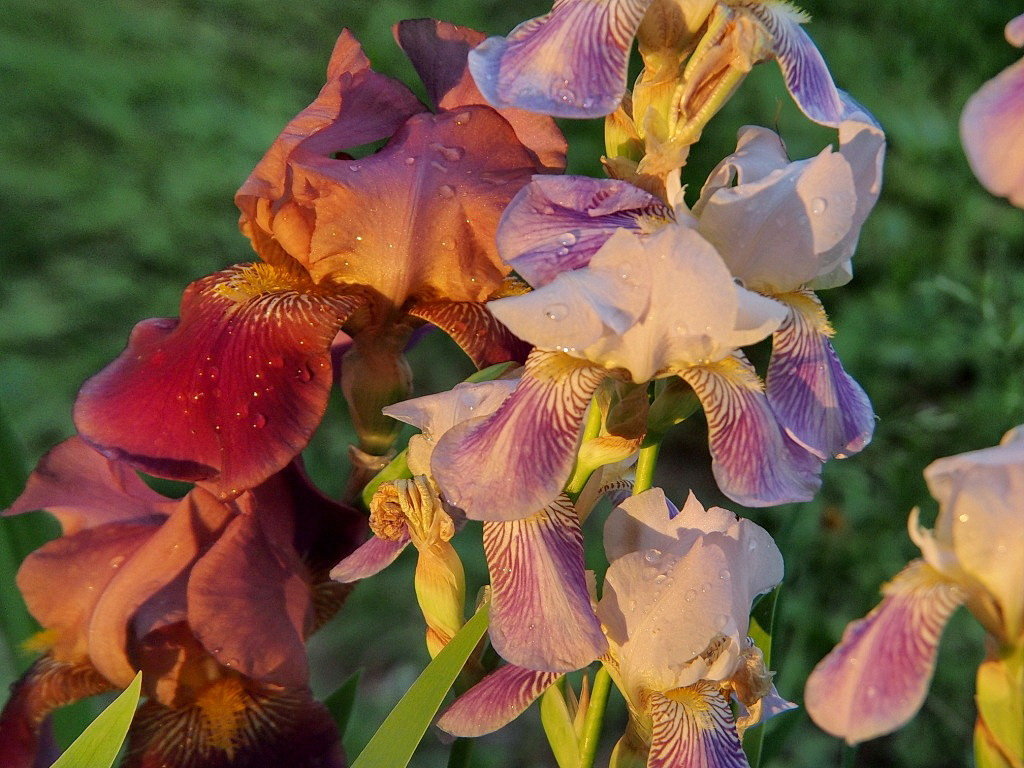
{"left": 810, "top": 197, "right": 828, "bottom": 215}
{"left": 556, "top": 84, "right": 576, "bottom": 104}
{"left": 267, "top": 356, "right": 284, "bottom": 369}
{"left": 430, "top": 160, "right": 447, "bottom": 172}
{"left": 558, "top": 232, "right": 577, "bottom": 247}
{"left": 439, "top": 238, "right": 455, "bottom": 250}
{"left": 438, "top": 145, "right": 465, "bottom": 162}
{"left": 438, "top": 184, "right": 456, "bottom": 199}
{"left": 700, "top": 581, "right": 711, "bottom": 593}
{"left": 348, "top": 163, "right": 362, "bottom": 172}
{"left": 296, "top": 365, "right": 313, "bottom": 383}
{"left": 643, "top": 548, "right": 662, "bottom": 564}
{"left": 718, "top": 568, "right": 731, "bottom": 581}
{"left": 251, "top": 413, "right": 267, "bottom": 429}
{"left": 404, "top": 156, "right": 417, "bottom": 165}
{"left": 109, "top": 555, "right": 126, "bottom": 569}
{"left": 541, "top": 205, "right": 555, "bottom": 215}
{"left": 544, "top": 303, "right": 569, "bottom": 321}
{"left": 958, "top": 513, "right": 970, "bottom": 523}
{"left": 654, "top": 574, "right": 667, "bottom": 584}
{"left": 684, "top": 588, "right": 697, "bottom": 603}
{"left": 748, "top": 539, "right": 759, "bottom": 551}
{"left": 454, "top": 111, "right": 472, "bottom": 125}
{"left": 556, "top": 247, "right": 569, "bottom": 256}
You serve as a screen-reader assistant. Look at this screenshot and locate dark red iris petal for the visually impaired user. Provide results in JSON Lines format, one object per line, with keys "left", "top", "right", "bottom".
{"left": 409, "top": 300, "right": 531, "bottom": 367}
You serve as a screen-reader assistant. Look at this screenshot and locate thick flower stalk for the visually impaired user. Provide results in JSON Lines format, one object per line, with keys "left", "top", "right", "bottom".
{"left": 0, "top": 438, "right": 362, "bottom": 768}
{"left": 805, "top": 427, "right": 1024, "bottom": 767}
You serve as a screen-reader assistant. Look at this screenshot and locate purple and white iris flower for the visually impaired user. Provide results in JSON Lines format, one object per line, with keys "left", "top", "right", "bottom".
{"left": 438, "top": 487, "right": 795, "bottom": 768}
{"left": 467, "top": 0, "right": 850, "bottom": 126}
{"left": 805, "top": 426, "right": 1024, "bottom": 745}
{"left": 960, "top": 14, "right": 1024, "bottom": 207}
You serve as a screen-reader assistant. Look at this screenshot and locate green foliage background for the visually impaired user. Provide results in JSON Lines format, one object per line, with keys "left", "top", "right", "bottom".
{"left": 1, "top": 0, "right": 1022, "bottom": 766}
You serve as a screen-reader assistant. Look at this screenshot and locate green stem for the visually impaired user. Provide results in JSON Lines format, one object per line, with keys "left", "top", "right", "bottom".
{"left": 632, "top": 442, "right": 661, "bottom": 496}
{"left": 446, "top": 738, "right": 473, "bottom": 768}
{"left": 565, "top": 401, "right": 605, "bottom": 499}
{"left": 578, "top": 666, "right": 612, "bottom": 768}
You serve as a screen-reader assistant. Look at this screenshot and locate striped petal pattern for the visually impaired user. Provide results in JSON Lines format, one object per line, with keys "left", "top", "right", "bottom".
{"left": 484, "top": 496, "right": 606, "bottom": 672}
{"left": 649, "top": 684, "right": 749, "bottom": 768}
{"left": 766, "top": 293, "right": 874, "bottom": 460}
{"left": 432, "top": 350, "right": 608, "bottom": 521}
{"left": 680, "top": 356, "right": 822, "bottom": 507}
{"left": 468, "top": 0, "right": 654, "bottom": 118}
{"left": 330, "top": 534, "right": 410, "bottom": 583}
{"left": 407, "top": 300, "right": 531, "bottom": 368}
{"left": 804, "top": 559, "right": 965, "bottom": 745}
{"left": 436, "top": 664, "right": 562, "bottom": 737}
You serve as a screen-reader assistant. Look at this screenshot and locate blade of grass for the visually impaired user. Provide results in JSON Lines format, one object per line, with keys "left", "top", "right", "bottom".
{"left": 325, "top": 671, "right": 361, "bottom": 738}
{"left": 50, "top": 671, "right": 142, "bottom": 768}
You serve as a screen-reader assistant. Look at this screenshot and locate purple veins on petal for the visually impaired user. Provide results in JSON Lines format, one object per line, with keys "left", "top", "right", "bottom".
{"left": 437, "top": 664, "right": 562, "bottom": 737}
{"left": 648, "top": 685, "right": 749, "bottom": 768}
{"left": 680, "top": 356, "right": 822, "bottom": 507}
{"left": 805, "top": 560, "right": 964, "bottom": 745}
{"left": 766, "top": 294, "right": 874, "bottom": 460}
{"left": 484, "top": 495, "right": 606, "bottom": 672}
{"left": 330, "top": 533, "right": 410, "bottom": 583}
{"left": 468, "top": 0, "right": 654, "bottom": 118}
{"left": 498, "top": 175, "right": 671, "bottom": 286}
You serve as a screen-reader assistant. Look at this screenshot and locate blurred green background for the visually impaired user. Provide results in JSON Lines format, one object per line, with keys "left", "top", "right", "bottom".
{"left": 2, "top": 0, "right": 1023, "bottom": 766}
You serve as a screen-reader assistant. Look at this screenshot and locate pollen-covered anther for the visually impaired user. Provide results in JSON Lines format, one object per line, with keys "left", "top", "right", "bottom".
{"left": 369, "top": 476, "right": 452, "bottom": 546}
{"left": 194, "top": 677, "right": 250, "bottom": 759}
{"left": 368, "top": 484, "right": 409, "bottom": 541}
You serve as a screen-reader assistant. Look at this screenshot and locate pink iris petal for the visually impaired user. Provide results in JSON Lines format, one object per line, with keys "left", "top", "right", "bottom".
{"left": 498, "top": 175, "right": 671, "bottom": 286}
{"left": 468, "top": 0, "right": 653, "bottom": 118}
{"left": 393, "top": 19, "right": 567, "bottom": 172}
{"left": 804, "top": 560, "right": 965, "bottom": 745}
{"left": 736, "top": 1, "right": 845, "bottom": 127}
{"left": 484, "top": 496, "right": 606, "bottom": 672}
{"left": 960, "top": 56, "right": 1024, "bottom": 207}
{"left": 330, "top": 534, "right": 410, "bottom": 583}
{"left": 74, "top": 266, "right": 364, "bottom": 497}
{"left": 766, "top": 295, "right": 874, "bottom": 460}
{"left": 436, "top": 664, "right": 562, "bottom": 737}
{"left": 432, "top": 350, "right": 608, "bottom": 521}
{"left": 603, "top": 487, "right": 694, "bottom": 563}
{"left": 1008, "top": 13, "right": 1024, "bottom": 47}
{"left": 407, "top": 301, "right": 531, "bottom": 368}
{"left": 680, "top": 358, "right": 822, "bottom": 507}
{"left": 4, "top": 437, "right": 174, "bottom": 534}
{"left": 648, "top": 686, "right": 749, "bottom": 768}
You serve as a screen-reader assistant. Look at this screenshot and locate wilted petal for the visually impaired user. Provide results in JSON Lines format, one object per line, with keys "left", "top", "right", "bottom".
{"left": 432, "top": 350, "right": 607, "bottom": 520}
{"left": 766, "top": 294, "right": 874, "bottom": 460}
{"left": 408, "top": 300, "right": 531, "bottom": 368}
{"left": 468, "top": 0, "right": 653, "bottom": 118}
{"left": 804, "top": 560, "right": 965, "bottom": 745}
{"left": 734, "top": 683, "right": 798, "bottom": 733}
{"left": 961, "top": 53, "right": 1024, "bottom": 207}
{"left": 436, "top": 664, "right": 561, "bottom": 737}
{"left": 680, "top": 357, "right": 822, "bottom": 507}
{"left": 648, "top": 685, "right": 748, "bottom": 768}
{"left": 4, "top": 438, "right": 174, "bottom": 534}
{"left": 123, "top": 681, "right": 344, "bottom": 768}
{"left": 75, "top": 265, "right": 364, "bottom": 496}
{"left": 498, "top": 175, "right": 670, "bottom": 286}
{"left": 330, "top": 534, "right": 410, "bottom": 583}
{"left": 484, "top": 496, "right": 606, "bottom": 672}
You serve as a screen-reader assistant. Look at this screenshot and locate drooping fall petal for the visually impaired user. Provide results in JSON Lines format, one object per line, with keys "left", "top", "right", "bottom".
{"left": 468, "top": 0, "right": 654, "bottom": 118}
{"left": 804, "top": 560, "right": 965, "bottom": 745}
{"left": 408, "top": 300, "right": 531, "bottom": 368}
{"left": 436, "top": 664, "right": 562, "bottom": 737}
{"left": 330, "top": 534, "right": 410, "bottom": 583}
{"left": 74, "top": 264, "right": 364, "bottom": 497}
{"left": 648, "top": 686, "right": 749, "bottom": 768}
{"left": 484, "top": 496, "right": 606, "bottom": 672}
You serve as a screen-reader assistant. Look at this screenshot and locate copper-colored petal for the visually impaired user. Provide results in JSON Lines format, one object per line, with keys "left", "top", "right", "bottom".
{"left": 408, "top": 300, "right": 531, "bottom": 368}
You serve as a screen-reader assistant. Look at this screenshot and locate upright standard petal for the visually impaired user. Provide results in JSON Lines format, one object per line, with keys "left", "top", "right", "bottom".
{"left": 468, "top": 0, "right": 654, "bottom": 118}
{"left": 680, "top": 356, "right": 822, "bottom": 507}
{"left": 432, "top": 350, "right": 607, "bottom": 521}
{"left": 805, "top": 560, "right": 965, "bottom": 745}
{"left": 648, "top": 686, "right": 749, "bottom": 768}
{"left": 766, "top": 293, "right": 874, "bottom": 460}
{"left": 74, "top": 264, "right": 364, "bottom": 497}
{"left": 436, "top": 664, "right": 562, "bottom": 737}
{"left": 484, "top": 496, "right": 606, "bottom": 672}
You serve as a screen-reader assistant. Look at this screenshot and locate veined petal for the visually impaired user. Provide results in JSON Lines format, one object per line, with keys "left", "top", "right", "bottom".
{"left": 733, "top": 1, "right": 845, "bottom": 127}
{"left": 4, "top": 437, "right": 174, "bottom": 534}
{"left": 468, "top": 0, "right": 653, "bottom": 118}
{"left": 485, "top": 496, "right": 606, "bottom": 672}
{"left": 330, "top": 534, "right": 410, "bottom": 583}
{"left": 433, "top": 350, "right": 606, "bottom": 520}
{"left": 649, "top": 685, "right": 748, "bottom": 768}
{"left": 436, "top": 664, "right": 562, "bottom": 737}
{"left": 766, "top": 293, "right": 874, "bottom": 460}
{"left": 408, "top": 300, "right": 531, "bottom": 368}
{"left": 498, "top": 176, "right": 670, "bottom": 287}
{"left": 680, "top": 357, "right": 822, "bottom": 506}
{"left": 804, "top": 559, "right": 965, "bottom": 745}
{"left": 74, "top": 264, "right": 363, "bottom": 497}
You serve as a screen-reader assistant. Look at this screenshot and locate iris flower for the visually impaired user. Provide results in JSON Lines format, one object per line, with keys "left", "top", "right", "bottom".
{"left": 468, "top": 0, "right": 850, "bottom": 126}
{"left": 437, "top": 487, "right": 794, "bottom": 768}
{"left": 73, "top": 20, "right": 565, "bottom": 500}
{"left": 960, "top": 14, "right": 1024, "bottom": 207}
{"left": 805, "top": 427, "right": 1024, "bottom": 748}
{"left": 0, "top": 438, "right": 362, "bottom": 768}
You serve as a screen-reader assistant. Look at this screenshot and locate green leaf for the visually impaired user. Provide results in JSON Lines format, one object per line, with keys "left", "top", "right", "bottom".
{"left": 325, "top": 671, "right": 361, "bottom": 738}
{"left": 743, "top": 586, "right": 781, "bottom": 768}
{"left": 465, "top": 362, "right": 516, "bottom": 383}
{"left": 50, "top": 671, "right": 142, "bottom": 768}
{"left": 540, "top": 680, "right": 580, "bottom": 768}
{"left": 360, "top": 450, "right": 409, "bottom": 509}
{"left": 352, "top": 603, "right": 490, "bottom": 768}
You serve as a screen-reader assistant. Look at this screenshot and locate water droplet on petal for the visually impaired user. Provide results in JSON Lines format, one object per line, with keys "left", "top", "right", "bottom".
{"left": 348, "top": 163, "right": 361, "bottom": 172}
{"left": 438, "top": 184, "right": 456, "bottom": 199}
{"left": 541, "top": 205, "right": 555, "bottom": 215}
{"left": 748, "top": 539, "right": 758, "bottom": 551}
{"left": 109, "top": 555, "right": 125, "bottom": 569}
{"left": 654, "top": 574, "right": 667, "bottom": 584}
{"left": 267, "top": 356, "right": 284, "bottom": 369}
{"left": 296, "top": 366, "right": 313, "bottom": 383}
{"left": 455, "top": 111, "right": 472, "bottom": 125}
{"left": 251, "top": 413, "right": 267, "bottom": 429}
{"left": 207, "top": 366, "right": 219, "bottom": 381}
{"left": 404, "top": 156, "right": 416, "bottom": 165}
{"left": 558, "top": 232, "right": 577, "bottom": 246}
{"left": 644, "top": 548, "right": 662, "bottom": 564}
{"left": 557, "top": 84, "right": 576, "bottom": 104}
{"left": 674, "top": 322, "right": 689, "bottom": 336}
{"left": 556, "top": 247, "right": 569, "bottom": 256}
{"left": 684, "top": 588, "right": 697, "bottom": 603}
{"left": 544, "top": 303, "right": 569, "bottom": 321}
{"left": 811, "top": 197, "right": 828, "bottom": 215}
{"left": 700, "top": 581, "right": 711, "bottom": 593}
{"left": 439, "top": 145, "right": 464, "bottom": 162}
{"left": 718, "top": 568, "right": 731, "bottom": 580}
{"left": 958, "top": 513, "right": 969, "bottom": 523}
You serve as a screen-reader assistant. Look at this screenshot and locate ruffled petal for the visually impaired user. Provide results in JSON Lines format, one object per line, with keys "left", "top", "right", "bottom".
{"left": 804, "top": 560, "right": 965, "bottom": 745}
{"left": 766, "top": 293, "right": 874, "bottom": 460}
{"left": 648, "top": 685, "right": 748, "bottom": 768}
{"left": 74, "top": 265, "right": 364, "bottom": 497}
{"left": 468, "top": 0, "right": 653, "bottom": 118}
{"left": 393, "top": 19, "right": 567, "bottom": 172}
{"left": 680, "top": 357, "right": 822, "bottom": 507}
{"left": 330, "top": 534, "right": 410, "bottom": 583}
{"left": 432, "top": 350, "right": 607, "bottom": 521}
{"left": 484, "top": 496, "right": 606, "bottom": 672}
{"left": 498, "top": 175, "right": 670, "bottom": 287}
{"left": 407, "top": 300, "right": 531, "bottom": 368}
{"left": 4, "top": 437, "right": 174, "bottom": 534}
{"left": 436, "top": 664, "right": 561, "bottom": 737}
